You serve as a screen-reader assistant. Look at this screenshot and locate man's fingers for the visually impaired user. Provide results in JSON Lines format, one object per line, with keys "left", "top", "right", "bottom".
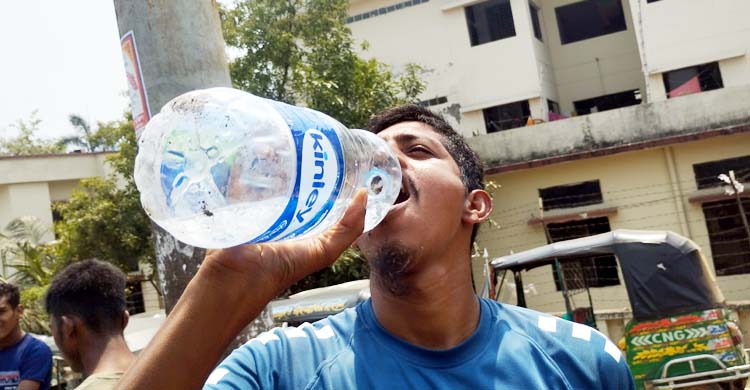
{"left": 294, "top": 188, "right": 368, "bottom": 279}
{"left": 336, "top": 188, "right": 369, "bottom": 235}
{"left": 204, "top": 189, "right": 369, "bottom": 289}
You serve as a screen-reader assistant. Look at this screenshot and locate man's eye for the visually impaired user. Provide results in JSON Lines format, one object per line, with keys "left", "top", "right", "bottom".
{"left": 407, "top": 146, "right": 432, "bottom": 156}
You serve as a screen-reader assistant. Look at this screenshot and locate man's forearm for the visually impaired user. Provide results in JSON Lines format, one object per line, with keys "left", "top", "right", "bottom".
{"left": 116, "top": 189, "right": 367, "bottom": 390}
{"left": 117, "top": 259, "right": 279, "bottom": 389}
{"left": 18, "top": 380, "right": 41, "bottom": 390}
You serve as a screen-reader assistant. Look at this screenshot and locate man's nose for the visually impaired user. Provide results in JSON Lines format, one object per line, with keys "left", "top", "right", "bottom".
{"left": 396, "top": 152, "right": 408, "bottom": 170}
{"left": 382, "top": 138, "right": 408, "bottom": 170}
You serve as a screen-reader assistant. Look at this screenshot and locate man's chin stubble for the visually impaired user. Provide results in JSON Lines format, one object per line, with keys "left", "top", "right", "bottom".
{"left": 369, "top": 242, "right": 414, "bottom": 297}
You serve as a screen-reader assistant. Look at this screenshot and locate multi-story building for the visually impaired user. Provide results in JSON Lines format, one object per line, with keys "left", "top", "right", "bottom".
{"left": 0, "top": 152, "right": 161, "bottom": 313}
{"left": 347, "top": 0, "right": 750, "bottom": 340}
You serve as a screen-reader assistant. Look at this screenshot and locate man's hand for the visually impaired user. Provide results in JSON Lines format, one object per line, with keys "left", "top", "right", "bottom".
{"left": 202, "top": 187, "right": 369, "bottom": 299}
{"left": 117, "top": 188, "right": 368, "bottom": 390}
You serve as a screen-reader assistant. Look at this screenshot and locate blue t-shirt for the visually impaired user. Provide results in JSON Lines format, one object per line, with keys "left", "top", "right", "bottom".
{"left": 0, "top": 333, "right": 52, "bottom": 390}
{"left": 205, "top": 298, "right": 634, "bottom": 389}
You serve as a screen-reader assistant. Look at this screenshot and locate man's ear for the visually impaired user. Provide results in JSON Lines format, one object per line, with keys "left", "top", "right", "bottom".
{"left": 60, "top": 315, "right": 79, "bottom": 339}
{"left": 463, "top": 189, "right": 493, "bottom": 225}
{"left": 122, "top": 310, "right": 130, "bottom": 330}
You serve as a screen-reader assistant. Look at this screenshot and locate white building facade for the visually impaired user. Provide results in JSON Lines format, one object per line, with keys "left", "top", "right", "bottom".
{"left": 348, "top": 0, "right": 750, "bottom": 135}
{"left": 346, "top": 0, "right": 750, "bottom": 340}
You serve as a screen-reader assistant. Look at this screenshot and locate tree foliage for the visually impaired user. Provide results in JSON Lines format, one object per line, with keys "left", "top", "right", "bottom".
{"left": 19, "top": 285, "right": 49, "bottom": 335}
{"left": 0, "top": 217, "right": 66, "bottom": 287}
{"left": 0, "top": 217, "right": 67, "bottom": 334}
{"left": 287, "top": 247, "right": 369, "bottom": 295}
{"left": 1, "top": 111, "right": 126, "bottom": 157}
{"left": 0, "top": 108, "right": 140, "bottom": 331}
{"left": 221, "top": 0, "right": 420, "bottom": 292}
{"left": 221, "top": 0, "right": 426, "bottom": 129}
{"left": 0, "top": 111, "right": 153, "bottom": 331}
{"left": 58, "top": 114, "right": 125, "bottom": 153}
{"left": 0, "top": 112, "right": 65, "bottom": 156}
{"left": 53, "top": 114, "right": 159, "bottom": 294}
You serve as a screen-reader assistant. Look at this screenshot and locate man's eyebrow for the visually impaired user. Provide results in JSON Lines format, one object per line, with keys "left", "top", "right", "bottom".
{"left": 389, "top": 133, "right": 418, "bottom": 143}
{"left": 391, "top": 133, "right": 438, "bottom": 146}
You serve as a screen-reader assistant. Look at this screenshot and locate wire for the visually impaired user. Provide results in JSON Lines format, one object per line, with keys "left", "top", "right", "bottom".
{"left": 487, "top": 170, "right": 749, "bottom": 218}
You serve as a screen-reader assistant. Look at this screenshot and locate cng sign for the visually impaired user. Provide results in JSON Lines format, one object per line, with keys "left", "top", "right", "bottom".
{"left": 630, "top": 326, "right": 723, "bottom": 346}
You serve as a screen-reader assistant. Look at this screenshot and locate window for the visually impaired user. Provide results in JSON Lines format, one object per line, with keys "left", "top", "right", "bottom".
{"left": 126, "top": 280, "right": 146, "bottom": 315}
{"left": 539, "top": 180, "right": 603, "bottom": 211}
{"left": 466, "top": 0, "right": 516, "bottom": 46}
{"left": 346, "top": 0, "right": 429, "bottom": 24}
{"left": 702, "top": 199, "right": 750, "bottom": 276}
{"left": 530, "top": 3, "right": 543, "bottom": 41}
{"left": 417, "top": 96, "right": 448, "bottom": 107}
{"left": 537, "top": 181, "right": 620, "bottom": 288}
{"left": 483, "top": 100, "right": 530, "bottom": 133}
{"left": 663, "top": 62, "right": 723, "bottom": 99}
{"left": 693, "top": 157, "right": 750, "bottom": 276}
{"left": 547, "top": 99, "right": 560, "bottom": 114}
{"left": 548, "top": 99, "right": 566, "bottom": 121}
{"left": 573, "top": 89, "right": 641, "bottom": 115}
{"left": 555, "top": 0, "right": 627, "bottom": 45}
{"left": 548, "top": 217, "right": 620, "bottom": 289}
{"left": 693, "top": 156, "right": 750, "bottom": 190}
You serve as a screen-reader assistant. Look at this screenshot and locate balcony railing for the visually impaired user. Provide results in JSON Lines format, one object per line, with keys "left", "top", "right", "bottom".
{"left": 467, "top": 86, "right": 750, "bottom": 173}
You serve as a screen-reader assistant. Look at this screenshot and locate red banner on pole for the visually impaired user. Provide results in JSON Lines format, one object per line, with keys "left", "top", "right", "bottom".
{"left": 121, "top": 31, "right": 151, "bottom": 137}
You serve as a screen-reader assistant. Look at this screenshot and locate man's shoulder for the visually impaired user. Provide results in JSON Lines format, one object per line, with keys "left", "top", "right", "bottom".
{"left": 484, "top": 299, "right": 620, "bottom": 358}
{"left": 482, "top": 299, "right": 634, "bottom": 389}
{"left": 74, "top": 372, "right": 123, "bottom": 390}
{"left": 21, "top": 334, "right": 52, "bottom": 357}
{"left": 204, "top": 306, "right": 361, "bottom": 389}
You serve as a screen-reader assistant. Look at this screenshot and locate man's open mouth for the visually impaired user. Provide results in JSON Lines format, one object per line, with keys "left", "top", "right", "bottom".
{"left": 393, "top": 178, "right": 411, "bottom": 205}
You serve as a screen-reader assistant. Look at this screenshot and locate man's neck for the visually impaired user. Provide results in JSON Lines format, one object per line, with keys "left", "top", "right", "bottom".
{"left": 81, "top": 335, "right": 135, "bottom": 377}
{"left": 369, "top": 256, "right": 481, "bottom": 350}
{"left": 0, "top": 328, "right": 24, "bottom": 349}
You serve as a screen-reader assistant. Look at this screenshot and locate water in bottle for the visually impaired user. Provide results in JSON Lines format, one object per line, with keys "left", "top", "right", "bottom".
{"left": 134, "top": 87, "right": 401, "bottom": 248}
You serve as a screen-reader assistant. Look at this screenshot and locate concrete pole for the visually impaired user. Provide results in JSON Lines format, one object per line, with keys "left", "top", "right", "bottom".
{"left": 113, "top": 0, "right": 273, "bottom": 348}
{"left": 113, "top": 0, "right": 229, "bottom": 314}
{"left": 113, "top": 1, "right": 231, "bottom": 120}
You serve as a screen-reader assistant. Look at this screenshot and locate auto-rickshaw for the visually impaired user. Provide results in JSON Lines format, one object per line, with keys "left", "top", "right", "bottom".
{"left": 268, "top": 279, "right": 370, "bottom": 326}
{"left": 491, "top": 229, "right": 750, "bottom": 389}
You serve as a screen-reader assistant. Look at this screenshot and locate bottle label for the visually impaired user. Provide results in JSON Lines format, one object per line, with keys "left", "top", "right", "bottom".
{"left": 249, "top": 101, "right": 345, "bottom": 242}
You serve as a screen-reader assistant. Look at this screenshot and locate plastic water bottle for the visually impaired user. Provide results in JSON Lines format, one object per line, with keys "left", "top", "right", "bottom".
{"left": 134, "top": 87, "right": 401, "bottom": 249}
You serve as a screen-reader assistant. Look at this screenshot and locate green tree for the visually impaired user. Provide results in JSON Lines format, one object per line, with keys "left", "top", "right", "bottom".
{"left": 0, "top": 112, "right": 153, "bottom": 331}
{"left": 0, "top": 111, "right": 65, "bottom": 156}
{"left": 0, "top": 216, "right": 67, "bottom": 334}
{"left": 222, "top": 0, "right": 424, "bottom": 292}
{"left": 58, "top": 114, "right": 125, "bottom": 153}
{"left": 53, "top": 113, "right": 159, "bottom": 295}
{"left": 0, "top": 217, "right": 64, "bottom": 287}
{"left": 287, "top": 247, "right": 370, "bottom": 295}
{"left": 221, "top": 0, "right": 426, "bottom": 129}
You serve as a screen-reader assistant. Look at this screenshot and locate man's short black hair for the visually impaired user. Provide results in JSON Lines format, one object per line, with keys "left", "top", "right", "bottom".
{"left": 45, "top": 260, "right": 128, "bottom": 335}
{"left": 0, "top": 283, "right": 20, "bottom": 308}
{"left": 367, "top": 104, "right": 485, "bottom": 246}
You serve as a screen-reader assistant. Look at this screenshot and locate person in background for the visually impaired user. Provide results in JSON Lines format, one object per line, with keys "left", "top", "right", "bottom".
{"left": 45, "top": 260, "right": 135, "bottom": 390}
{"left": 0, "top": 283, "right": 52, "bottom": 390}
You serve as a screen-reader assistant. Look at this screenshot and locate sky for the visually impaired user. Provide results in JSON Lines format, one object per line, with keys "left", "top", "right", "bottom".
{"left": 0, "top": 1, "right": 129, "bottom": 141}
